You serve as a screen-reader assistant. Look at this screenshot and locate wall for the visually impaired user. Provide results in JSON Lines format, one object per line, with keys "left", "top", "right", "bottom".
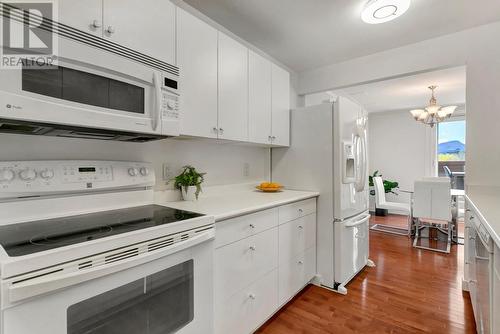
{"left": 0, "top": 134, "right": 270, "bottom": 191}
{"left": 298, "top": 21, "right": 500, "bottom": 187}
{"left": 368, "top": 110, "right": 435, "bottom": 212}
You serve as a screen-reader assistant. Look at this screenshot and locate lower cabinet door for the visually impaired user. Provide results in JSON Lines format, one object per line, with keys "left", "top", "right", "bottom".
{"left": 279, "top": 214, "right": 316, "bottom": 265}
{"left": 215, "top": 269, "right": 278, "bottom": 334}
{"left": 215, "top": 227, "right": 278, "bottom": 302}
{"left": 278, "top": 246, "right": 316, "bottom": 306}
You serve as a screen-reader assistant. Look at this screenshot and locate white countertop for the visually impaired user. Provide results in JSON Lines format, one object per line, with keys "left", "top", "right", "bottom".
{"left": 155, "top": 184, "right": 319, "bottom": 222}
{"left": 466, "top": 186, "right": 500, "bottom": 246}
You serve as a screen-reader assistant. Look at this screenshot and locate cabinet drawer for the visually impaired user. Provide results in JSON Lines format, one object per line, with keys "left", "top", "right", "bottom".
{"left": 279, "top": 198, "right": 316, "bottom": 224}
{"left": 278, "top": 246, "right": 316, "bottom": 306}
{"left": 279, "top": 213, "right": 316, "bottom": 265}
{"left": 215, "top": 208, "right": 278, "bottom": 248}
{"left": 215, "top": 269, "right": 278, "bottom": 334}
{"left": 215, "top": 227, "right": 278, "bottom": 302}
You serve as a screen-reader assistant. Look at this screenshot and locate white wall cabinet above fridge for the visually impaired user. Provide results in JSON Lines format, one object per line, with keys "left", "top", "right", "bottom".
{"left": 177, "top": 10, "right": 290, "bottom": 147}
{"left": 248, "top": 52, "right": 291, "bottom": 146}
{"left": 59, "top": 0, "right": 175, "bottom": 65}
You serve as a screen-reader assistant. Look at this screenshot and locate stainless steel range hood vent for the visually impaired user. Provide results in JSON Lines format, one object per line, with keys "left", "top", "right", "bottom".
{"left": 0, "top": 119, "right": 167, "bottom": 142}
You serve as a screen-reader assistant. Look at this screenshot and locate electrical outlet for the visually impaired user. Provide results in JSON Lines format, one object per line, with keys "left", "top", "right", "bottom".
{"left": 243, "top": 163, "right": 250, "bottom": 177}
{"left": 162, "top": 163, "right": 172, "bottom": 181}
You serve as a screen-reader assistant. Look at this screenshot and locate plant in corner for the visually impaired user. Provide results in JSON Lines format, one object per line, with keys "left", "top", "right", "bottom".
{"left": 368, "top": 171, "right": 399, "bottom": 216}
{"left": 170, "top": 165, "right": 206, "bottom": 201}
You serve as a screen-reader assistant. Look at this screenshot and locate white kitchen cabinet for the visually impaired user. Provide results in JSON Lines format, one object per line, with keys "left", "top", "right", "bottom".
{"left": 218, "top": 32, "right": 249, "bottom": 142}
{"left": 103, "top": 0, "right": 175, "bottom": 64}
{"left": 278, "top": 214, "right": 316, "bottom": 265}
{"left": 248, "top": 50, "right": 272, "bottom": 144}
{"left": 278, "top": 198, "right": 317, "bottom": 224}
{"left": 215, "top": 226, "right": 278, "bottom": 303}
{"left": 59, "top": 0, "right": 175, "bottom": 64}
{"left": 271, "top": 64, "right": 290, "bottom": 147}
{"left": 278, "top": 247, "right": 316, "bottom": 306}
{"left": 215, "top": 208, "right": 278, "bottom": 249}
{"left": 177, "top": 8, "right": 218, "bottom": 138}
{"left": 214, "top": 198, "right": 317, "bottom": 334}
{"left": 215, "top": 269, "right": 278, "bottom": 334}
{"left": 59, "top": 0, "right": 103, "bottom": 37}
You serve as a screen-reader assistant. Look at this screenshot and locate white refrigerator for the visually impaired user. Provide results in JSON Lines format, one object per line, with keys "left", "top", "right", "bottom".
{"left": 272, "top": 96, "right": 372, "bottom": 293}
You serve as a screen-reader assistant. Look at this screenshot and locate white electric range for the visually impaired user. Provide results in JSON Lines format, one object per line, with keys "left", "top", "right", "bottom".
{"left": 0, "top": 160, "right": 215, "bottom": 334}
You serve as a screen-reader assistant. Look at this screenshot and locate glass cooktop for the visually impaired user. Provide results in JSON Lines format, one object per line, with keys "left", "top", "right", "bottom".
{"left": 0, "top": 205, "right": 204, "bottom": 257}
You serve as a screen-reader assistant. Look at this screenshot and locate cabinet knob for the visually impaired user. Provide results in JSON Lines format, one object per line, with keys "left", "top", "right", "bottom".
{"left": 298, "top": 208, "right": 303, "bottom": 213}
{"left": 298, "top": 225, "right": 304, "bottom": 229}
{"left": 106, "top": 26, "right": 115, "bottom": 34}
{"left": 249, "top": 224, "right": 255, "bottom": 229}
{"left": 91, "top": 20, "right": 101, "bottom": 28}
{"left": 249, "top": 245, "right": 256, "bottom": 251}
{"left": 272, "top": 136, "right": 276, "bottom": 140}
{"left": 268, "top": 135, "right": 272, "bottom": 141}
{"left": 213, "top": 127, "right": 218, "bottom": 133}
{"left": 219, "top": 128, "right": 224, "bottom": 134}
{"left": 298, "top": 260, "right": 304, "bottom": 265}
{"left": 248, "top": 293, "right": 256, "bottom": 300}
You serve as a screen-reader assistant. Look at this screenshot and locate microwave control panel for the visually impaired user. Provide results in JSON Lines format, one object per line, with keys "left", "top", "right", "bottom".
{"left": 161, "top": 90, "right": 179, "bottom": 120}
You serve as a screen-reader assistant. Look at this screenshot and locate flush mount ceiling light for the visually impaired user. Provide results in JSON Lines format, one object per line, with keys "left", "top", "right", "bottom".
{"left": 409, "top": 86, "right": 457, "bottom": 128}
{"left": 361, "top": 0, "right": 411, "bottom": 24}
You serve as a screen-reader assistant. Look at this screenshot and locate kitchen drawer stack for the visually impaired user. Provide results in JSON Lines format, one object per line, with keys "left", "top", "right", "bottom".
{"left": 214, "top": 198, "right": 317, "bottom": 334}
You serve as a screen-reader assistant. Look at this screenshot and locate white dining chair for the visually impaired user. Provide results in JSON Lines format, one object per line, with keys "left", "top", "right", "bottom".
{"left": 371, "top": 176, "right": 411, "bottom": 235}
{"left": 413, "top": 178, "right": 452, "bottom": 253}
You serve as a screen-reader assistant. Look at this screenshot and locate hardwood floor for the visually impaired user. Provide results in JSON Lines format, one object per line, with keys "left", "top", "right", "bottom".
{"left": 256, "top": 215, "right": 476, "bottom": 334}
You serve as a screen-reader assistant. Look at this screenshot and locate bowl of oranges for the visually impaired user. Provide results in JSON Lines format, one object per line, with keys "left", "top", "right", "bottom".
{"left": 256, "top": 182, "right": 283, "bottom": 193}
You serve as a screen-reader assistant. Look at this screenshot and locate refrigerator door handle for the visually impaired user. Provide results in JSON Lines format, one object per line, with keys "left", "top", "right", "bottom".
{"left": 344, "top": 214, "right": 371, "bottom": 228}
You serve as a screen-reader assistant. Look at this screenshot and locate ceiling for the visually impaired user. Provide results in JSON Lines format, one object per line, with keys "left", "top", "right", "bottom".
{"left": 183, "top": 0, "right": 500, "bottom": 72}
{"left": 334, "top": 66, "right": 466, "bottom": 113}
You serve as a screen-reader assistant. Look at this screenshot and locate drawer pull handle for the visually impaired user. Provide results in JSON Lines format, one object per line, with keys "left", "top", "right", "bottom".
{"left": 248, "top": 293, "right": 256, "bottom": 300}
{"left": 298, "top": 260, "right": 304, "bottom": 265}
{"left": 249, "top": 224, "right": 255, "bottom": 229}
{"left": 249, "top": 246, "right": 256, "bottom": 251}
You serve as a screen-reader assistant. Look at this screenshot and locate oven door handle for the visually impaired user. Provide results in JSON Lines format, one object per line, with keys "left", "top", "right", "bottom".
{"left": 8, "top": 229, "right": 214, "bottom": 303}
{"left": 152, "top": 72, "right": 162, "bottom": 131}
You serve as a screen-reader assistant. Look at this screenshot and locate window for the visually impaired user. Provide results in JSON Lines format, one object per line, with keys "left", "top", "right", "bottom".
{"left": 437, "top": 120, "right": 466, "bottom": 178}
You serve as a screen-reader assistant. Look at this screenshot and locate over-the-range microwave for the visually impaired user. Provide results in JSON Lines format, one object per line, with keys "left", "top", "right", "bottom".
{"left": 0, "top": 9, "right": 180, "bottom": 142}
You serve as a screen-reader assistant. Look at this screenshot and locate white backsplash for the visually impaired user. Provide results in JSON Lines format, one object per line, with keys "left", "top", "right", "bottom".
{"left": 0, "top": 134, "right": 271, "bottom": 191}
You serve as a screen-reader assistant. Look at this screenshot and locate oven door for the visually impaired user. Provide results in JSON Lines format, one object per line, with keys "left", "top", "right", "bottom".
{"left": 1, "top": 239, "right": 213, "bottom": 334}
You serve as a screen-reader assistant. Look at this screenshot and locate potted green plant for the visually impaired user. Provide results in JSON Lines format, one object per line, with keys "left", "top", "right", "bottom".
{"left": 368, "top": 171, "right": 399, "bottom": 216}
{"left": 170, "top": 165, "right": 206, "bottom": 201}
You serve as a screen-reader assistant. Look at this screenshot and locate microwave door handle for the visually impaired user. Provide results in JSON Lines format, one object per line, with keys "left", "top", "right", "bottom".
{"left": 8, "top": 230, "right": 214, "bottom": 303}
{"left": 152, "top": 72, "right": 162, "bottom": 131}
{"left": 344, "top": 214, "right": 371, "bottom": 228}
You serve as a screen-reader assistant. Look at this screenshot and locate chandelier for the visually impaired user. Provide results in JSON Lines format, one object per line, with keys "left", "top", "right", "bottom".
{"left": 409, "top": 86, "right": 457, "bottom": 127}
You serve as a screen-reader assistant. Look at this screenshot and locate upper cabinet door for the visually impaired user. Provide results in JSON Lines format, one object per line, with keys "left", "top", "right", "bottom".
{"left": 177, "top": 9, "right": 218, "bottom": 138}
{"left": 218, "top": 33, "right": 249, "bottom": 142}
{"left": 59, "top": 0, "right": 103, "bottom": 37}
{"left": 248, "top": 50, "right": 272, "bottom": 145}
{"left": 103, "top": 0, "right": 175, "bottom": 64}
{"left": 271, "top": 65, "right": 290, "bottom": 147}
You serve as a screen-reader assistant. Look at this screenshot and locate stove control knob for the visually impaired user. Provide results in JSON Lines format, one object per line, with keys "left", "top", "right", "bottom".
{"left": 19, "top": 168, "right": 36, "bottom": 181}
{"left": 0, "top": 169, "right": 15, "bottom": 182}
{"left": 128, "top": 168, "right": 139, "bottom": 177}
{"left": 139, "top": 167, "right": 149, "bottom": 176}
{"left": 40, "top": 169, "right": 55, "bottom": 180}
